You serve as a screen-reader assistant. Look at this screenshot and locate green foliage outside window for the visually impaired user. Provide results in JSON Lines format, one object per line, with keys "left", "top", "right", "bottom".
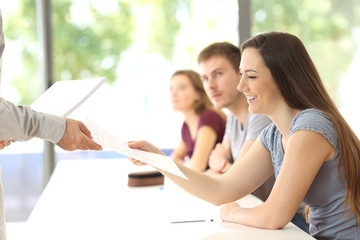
{"left": 252, "top": 0, "right": 360, "bottom": 103}
{"left": 52, "top": 0, "right": 134, "bottom": 83}
{"left": 4, "top": 0, "right": 360, "bottom": 106}
{"left": 4, "top": 0, "right": 189, "bottom": 104}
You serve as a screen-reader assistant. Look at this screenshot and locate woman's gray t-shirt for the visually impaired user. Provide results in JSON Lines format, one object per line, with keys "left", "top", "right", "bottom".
{"left": 260, "top": 108, "right": 359, "bottom": 239}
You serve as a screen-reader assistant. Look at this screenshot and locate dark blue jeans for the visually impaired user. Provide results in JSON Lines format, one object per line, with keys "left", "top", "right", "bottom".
{"left": 291, "top": 213, "right": 309, "bottom": 234}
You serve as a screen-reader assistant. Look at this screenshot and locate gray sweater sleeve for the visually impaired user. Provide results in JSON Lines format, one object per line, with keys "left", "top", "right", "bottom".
{"left": 0, "top": 97, "right": 66, "bottom": 143}
{"left": 1, "top": 11, "right": 65, "bottom": 143}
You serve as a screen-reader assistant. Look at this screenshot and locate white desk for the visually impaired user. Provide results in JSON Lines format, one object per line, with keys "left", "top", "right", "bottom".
{"left": 26, "top": 159, "right": 315, "bottom": 240}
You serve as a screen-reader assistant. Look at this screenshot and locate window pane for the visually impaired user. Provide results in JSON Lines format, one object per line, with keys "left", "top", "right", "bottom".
{"left": 252, "top": 0, "right": 360, "bottom": 136}
{"left": 58, "top": 0, "right": 239, "bottom": 149}
{"left": 1, "top": 0, "right": 239, "bottom": 222}
{"left": 1, "top": 1, "right": 44, "bottom": 222}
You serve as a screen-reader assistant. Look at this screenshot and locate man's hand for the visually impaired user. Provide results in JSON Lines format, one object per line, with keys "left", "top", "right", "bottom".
{"left": 56, "top": 118, "right": 102, "bottom": 151}
{"left": 208, "top": 140, "right": 232, "bottom": 173}
{"left": 0, "top": 140, "right": 12, "bottom": 150}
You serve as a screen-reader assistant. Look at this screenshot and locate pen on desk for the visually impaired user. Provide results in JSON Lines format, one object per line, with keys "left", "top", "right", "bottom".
{"left": 170, "top": 219, "right": 214, "bottom": 224}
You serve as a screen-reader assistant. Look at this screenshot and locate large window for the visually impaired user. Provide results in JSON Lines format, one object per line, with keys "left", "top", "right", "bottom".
{"left": 1, "top": 0, "right": 238, "bottom": 221}
{"left": 1, "top": 1, "right": 43, "bottom": 222}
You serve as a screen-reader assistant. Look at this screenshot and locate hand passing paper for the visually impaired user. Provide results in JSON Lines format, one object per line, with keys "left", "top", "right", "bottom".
{"left": 85, "top": 117, "right": 188, "bottom": 180}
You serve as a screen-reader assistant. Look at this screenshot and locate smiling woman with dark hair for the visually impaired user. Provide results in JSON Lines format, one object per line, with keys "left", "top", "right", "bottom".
{"left": 129, "top": 32, "right": 360, "bottom": 239}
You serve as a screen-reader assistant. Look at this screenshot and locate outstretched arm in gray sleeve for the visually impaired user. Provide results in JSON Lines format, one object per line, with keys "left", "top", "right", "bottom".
{"left": 0, "top": 97, "right": 102, "bottom": 151}
{"left": 0, "top": 97, "right": 65, "bottom": 143}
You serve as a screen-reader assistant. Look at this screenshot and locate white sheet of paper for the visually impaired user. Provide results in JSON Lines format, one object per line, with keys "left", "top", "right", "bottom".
{"left": 31, "top": 77, "right": 106, "bottom": 117}
{"left": 85, "top": 117, "right": 188, "bottom": 180}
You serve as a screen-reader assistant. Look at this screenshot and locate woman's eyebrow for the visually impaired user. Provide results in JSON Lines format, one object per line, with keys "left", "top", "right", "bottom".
{"left": 242, "top": 69, "right": 258, "bottom": 73}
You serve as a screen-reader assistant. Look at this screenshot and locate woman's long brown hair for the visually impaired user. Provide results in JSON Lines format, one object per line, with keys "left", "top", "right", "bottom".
{"left": 241, "top": 32, "right": 360, "bottom": 223}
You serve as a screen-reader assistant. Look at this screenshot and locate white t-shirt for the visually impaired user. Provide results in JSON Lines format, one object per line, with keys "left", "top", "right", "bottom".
{"left": 224, "top": 112, "right": 272, "bottom": 160}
